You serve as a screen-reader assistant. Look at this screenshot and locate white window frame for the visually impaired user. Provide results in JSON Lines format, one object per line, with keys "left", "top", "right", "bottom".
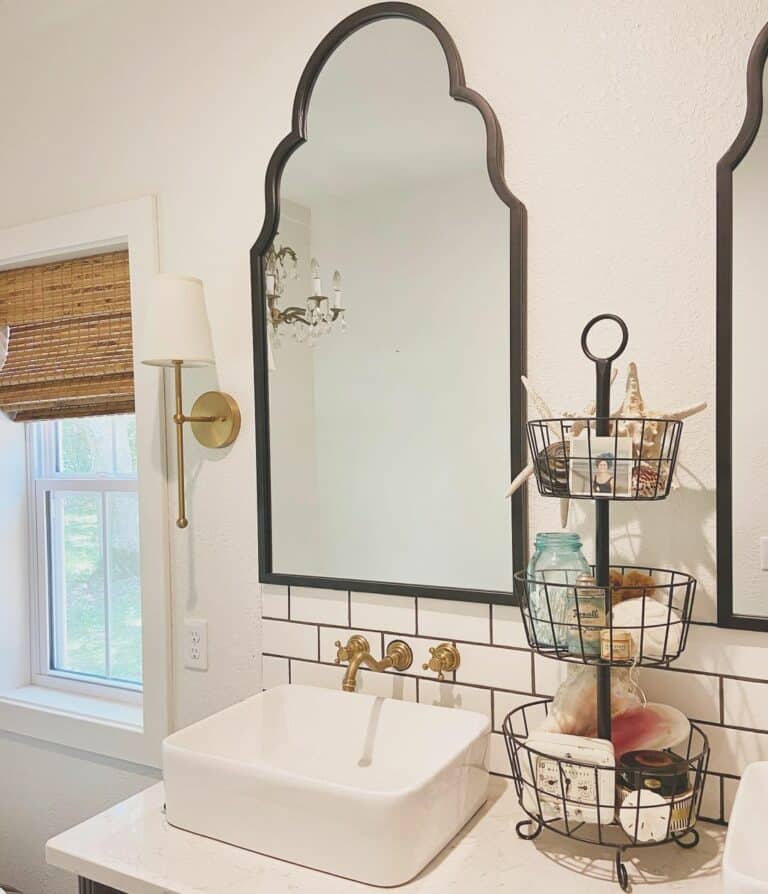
{"left": 0, "top": 197, "right": 171, "bottom": 768}
{"left": 27, "top": 418, "right": 142, "bottom": 704}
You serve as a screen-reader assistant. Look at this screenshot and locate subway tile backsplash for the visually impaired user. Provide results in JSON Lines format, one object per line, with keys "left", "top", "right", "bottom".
{"left": 417, "top": 598, "right": 491, "bottom": 643}
{"left": 263, "top": 617, "right": 318, "bottom": 660}
{"left": 291, "top": 587, "right": 349, "bottom": 625}
{"left": 262, "top": 586, "right": 767, "bottom": 823}
{"left": 350, "top": 592, "right": 416, "bottom": 634}
{"left": 722, "top": 677, "right": 768, "bottom": 730}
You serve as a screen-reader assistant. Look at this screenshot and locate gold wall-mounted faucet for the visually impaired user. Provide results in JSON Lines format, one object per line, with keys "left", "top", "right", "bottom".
{"left": 334, "top": 635, "right": 413, "bottom": 692}
{"left": 422, "top": 643, "right": 461, "bottom": 680}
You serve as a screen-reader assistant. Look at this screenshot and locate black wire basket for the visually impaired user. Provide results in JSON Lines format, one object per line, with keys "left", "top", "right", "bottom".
{"left": 514, "top": 564, "right": 696, "bottom": 667}
{"left": 528, "top": 417, "right": 683, "bottom": 500}
{"left": 503, "top": 699, "right": 710, "bottom": 853}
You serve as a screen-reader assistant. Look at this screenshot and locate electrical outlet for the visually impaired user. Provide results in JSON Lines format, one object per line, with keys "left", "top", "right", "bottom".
{"left": 761, "top": 537, "right": 768, "bottom": 571}
{"left": 184, "top": 619, "right": 208, "bottom": 670}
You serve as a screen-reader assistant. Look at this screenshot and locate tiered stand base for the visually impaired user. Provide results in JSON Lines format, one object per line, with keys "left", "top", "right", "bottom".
{"left": 503, "top": 698, "right": 710, "bottom": 892}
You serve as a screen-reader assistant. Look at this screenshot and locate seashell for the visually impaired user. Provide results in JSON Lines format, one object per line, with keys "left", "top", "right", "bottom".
{"left": 538, "top": 665, "right": 643, "bottom": 738}
{"left": 611, "top": 703, "right": 691, "bottom": 757}
{"left": 616, "top": 570, "right": 657, "bottom": 601}
{"left": 534, "top": 441, "right": 569, "bottom": 496}
{"left": 632, "top": 462, "right": 670, "bottom": 498}
{"left": 609, "top": 569, "right": 656, "bottom": 605}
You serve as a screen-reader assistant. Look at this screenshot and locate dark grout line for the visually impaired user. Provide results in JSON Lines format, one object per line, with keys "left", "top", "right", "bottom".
{"left": 262, "top": 616, "right": 530, "bottom": 653}
{"left": 696, "top": 718, "right": 768, "bottom": 736}
{"left": 489, "top": 603, "right": 494, "bottom": 644}
{"left": 719, "top": 676, "right": 725, "bottom": 725}
{"left": 261, "top": 614, "right": 768, "bottom": 685}
{"left": 719, "top": 775, "right": 725, "bottom": 824}
{"left": 267, "top": 654, "right": 545, "bottom": 698}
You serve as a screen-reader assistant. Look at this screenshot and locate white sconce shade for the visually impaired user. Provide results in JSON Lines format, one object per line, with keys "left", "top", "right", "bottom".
{"left": 141, "top": 274, "right": 215, "bottom": 367}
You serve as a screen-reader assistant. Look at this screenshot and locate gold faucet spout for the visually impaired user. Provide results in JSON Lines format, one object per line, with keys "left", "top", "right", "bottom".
{"left": 342, "top": 652, "right": 396, "bottom": 691}
{"left": 335, "top": 636, "right": 413, "bottom": 692}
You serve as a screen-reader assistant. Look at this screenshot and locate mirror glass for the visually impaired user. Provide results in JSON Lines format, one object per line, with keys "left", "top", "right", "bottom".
{"left": 264, "top": 18, "right": 515, "bottom": 594}
{"left": 731, "top": 61, "right": 768, "bottom": 618}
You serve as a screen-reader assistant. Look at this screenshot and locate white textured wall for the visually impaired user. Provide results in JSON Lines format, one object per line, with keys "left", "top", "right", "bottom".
{"left": 0, "top": 1, "right": 767, "bottom": 891}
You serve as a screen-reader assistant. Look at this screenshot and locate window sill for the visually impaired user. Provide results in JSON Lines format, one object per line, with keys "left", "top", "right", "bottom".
{"left": 0, "top": 684, "right": 157, "bottom": 767}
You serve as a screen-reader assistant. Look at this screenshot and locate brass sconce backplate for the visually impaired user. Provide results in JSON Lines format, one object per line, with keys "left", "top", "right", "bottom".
{"left": 191, "top": 391, "right": 241, "bottom": 448}
{"left": 171, "top": 361, "right": 242, "bottom": 528}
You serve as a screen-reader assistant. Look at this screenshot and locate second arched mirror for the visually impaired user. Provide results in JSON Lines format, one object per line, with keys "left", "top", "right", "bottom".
{"left": 252, "top": 3, "right": 526, "bottom": 603}
{"left": 717, "top": 21, "right": 768, "bottom": 629}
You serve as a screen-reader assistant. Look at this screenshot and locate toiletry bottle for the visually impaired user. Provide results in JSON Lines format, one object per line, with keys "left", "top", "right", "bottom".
{"left": 527, "top": 532, "right": 590, "bottom": 649}
{"left": 567, "top": 573, "right": 606, "bottom": 658}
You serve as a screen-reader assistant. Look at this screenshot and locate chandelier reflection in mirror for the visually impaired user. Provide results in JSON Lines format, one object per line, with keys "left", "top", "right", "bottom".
{"left": 265, "top": 241, "right": 347, "bottom": 346}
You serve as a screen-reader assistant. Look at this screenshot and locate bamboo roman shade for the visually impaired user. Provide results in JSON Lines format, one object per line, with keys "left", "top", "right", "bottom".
{"left": 0, "top": 250, "right": 134, "bottom": 421}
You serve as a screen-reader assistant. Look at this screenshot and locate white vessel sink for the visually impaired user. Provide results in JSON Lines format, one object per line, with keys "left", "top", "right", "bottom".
{"left": 723, "top": 761, "right": 768, "bottom": 893}
{"left": 163, "top": 683, "right": 490, "bottom": 887}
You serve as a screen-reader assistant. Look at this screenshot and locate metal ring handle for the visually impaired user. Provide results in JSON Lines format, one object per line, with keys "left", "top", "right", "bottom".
{"left": 580, "top": 313, "right": 629, "bottom": 363}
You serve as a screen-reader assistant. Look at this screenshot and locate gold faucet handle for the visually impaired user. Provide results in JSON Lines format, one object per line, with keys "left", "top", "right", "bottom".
{"left": 335, "top": 634, "right": 370, "bottom": 665}
{"left": 422, "top": 643, "right": 461, "bottom": 681}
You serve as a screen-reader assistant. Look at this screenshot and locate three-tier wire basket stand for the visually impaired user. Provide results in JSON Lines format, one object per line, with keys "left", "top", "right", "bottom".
{"left": 502, "top": 315, "right": 710, "bottom": 891}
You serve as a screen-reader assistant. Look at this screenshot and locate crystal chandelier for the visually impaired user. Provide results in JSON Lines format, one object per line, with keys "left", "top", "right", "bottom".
{"left": 265, "top": 242, "right": 346, "bottom": 345}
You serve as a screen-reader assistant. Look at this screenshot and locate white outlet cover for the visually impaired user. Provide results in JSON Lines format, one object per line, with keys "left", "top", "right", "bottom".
{"left": 184, "top": 619, "right": 208, "bottom": 670}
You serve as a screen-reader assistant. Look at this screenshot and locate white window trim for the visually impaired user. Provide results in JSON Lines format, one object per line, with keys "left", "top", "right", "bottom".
{"left": 0, "top": 197, "right": 171, "bottom": 768}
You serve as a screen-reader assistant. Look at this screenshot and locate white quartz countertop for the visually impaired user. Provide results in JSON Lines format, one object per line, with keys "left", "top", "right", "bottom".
{"left": 47, "top": 779, "right": 726, "bottom": 894}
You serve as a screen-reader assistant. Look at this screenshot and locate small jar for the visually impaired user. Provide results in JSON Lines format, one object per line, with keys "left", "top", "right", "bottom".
{"left": 526, "top": 533, "right": 590, "bottom": 648}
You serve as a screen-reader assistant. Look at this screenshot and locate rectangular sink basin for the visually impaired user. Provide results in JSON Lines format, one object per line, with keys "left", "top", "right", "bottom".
{"left": 163, "top": 683, "right": 490, "bottom": 886}
{"left": 723, "top": 761, "right": 768, "bottom": 893}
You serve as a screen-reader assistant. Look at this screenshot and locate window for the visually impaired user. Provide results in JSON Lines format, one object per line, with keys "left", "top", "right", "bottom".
{"left": 0, "top": 198, "right": 166, "bottom": 766}
{"left": 28, "top": 414, "right": 142, "bottom": 694}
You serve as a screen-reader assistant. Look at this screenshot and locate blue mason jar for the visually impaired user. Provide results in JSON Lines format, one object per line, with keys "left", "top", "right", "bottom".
{"left": 527, "top": 532, "right": 590, "bottom": 648}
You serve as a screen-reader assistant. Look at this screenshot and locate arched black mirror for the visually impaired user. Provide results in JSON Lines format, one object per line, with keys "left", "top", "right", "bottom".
{"left": 717, "top": 21, "right": 768, "bottom": 629}
{"left": 251, "top": 2, "right": 527, "bottom": 603}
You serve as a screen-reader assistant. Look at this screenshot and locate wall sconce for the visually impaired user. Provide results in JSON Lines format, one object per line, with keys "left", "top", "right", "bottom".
{"left": 141, "top": 274, "right": 241, "bottom": 529}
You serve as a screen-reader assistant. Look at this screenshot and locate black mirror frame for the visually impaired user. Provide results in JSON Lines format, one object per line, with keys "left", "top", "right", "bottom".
{"left": 716, "top": 21, "right": 768, "bottom": 629}
{"left": 250, "top": 2, "right": 527, "bottom": 605}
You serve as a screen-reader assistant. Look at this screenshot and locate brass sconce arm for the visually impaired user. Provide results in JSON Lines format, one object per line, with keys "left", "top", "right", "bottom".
{"left": 171, "top": 360, "right": 241, "bottom": 529}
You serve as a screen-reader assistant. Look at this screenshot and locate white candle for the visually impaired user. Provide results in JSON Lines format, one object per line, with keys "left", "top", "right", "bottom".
{"left": 310, "top": 258, "right": 322, "bottom": 296}
{"left": 266, "top": 273, "right": 275, "bottom": 295}
{"left": 332, "top": 270, "right": 342, "bottom": 308}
